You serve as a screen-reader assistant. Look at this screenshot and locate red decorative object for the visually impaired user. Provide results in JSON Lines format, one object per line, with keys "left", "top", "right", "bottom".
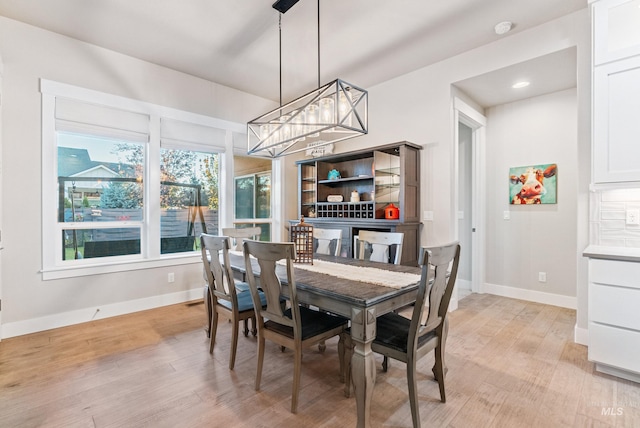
{"left": 384, "top": 203, "right": 400, "bottom": 219}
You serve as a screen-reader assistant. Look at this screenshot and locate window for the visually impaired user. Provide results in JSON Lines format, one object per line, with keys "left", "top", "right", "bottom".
{"left": 232, "top": 154, "right": 272, "bottom": 240}
{"left": 159, "top": 147, "right": 220, "bottom": 254}
{"left": 42, "top": 80, "right": 245, "bottom": 279}
{"left": 234, "top": 171, "right": 271, "bottom": 241}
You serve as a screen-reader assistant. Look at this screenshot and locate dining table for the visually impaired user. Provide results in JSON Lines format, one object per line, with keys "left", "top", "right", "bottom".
{"left": 227, "top": 251, "right": 423, "bottom": 428}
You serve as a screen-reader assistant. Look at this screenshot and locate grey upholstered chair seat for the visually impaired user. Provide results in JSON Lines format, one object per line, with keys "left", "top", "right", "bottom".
{"left": 373, "top": 312, "right": 437, "bottom": 353}
{"left": 218, "top": 288, "right": 266, "bottom": 312}
{"left": 264, "top": 306, "right": 348, "bottom": 341}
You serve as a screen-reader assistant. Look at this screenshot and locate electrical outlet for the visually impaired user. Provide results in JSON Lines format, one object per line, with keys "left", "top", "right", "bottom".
{"left": 423, "top": 211, "right": 434, "bottom": 221}
{"left": 538, "top": 272, "right": 547, "bottom": 283}
{"left": 168, "top": 272, "right": 175, "bottom": 283}
{"left": 626, "top": 209, "right": 640, "bottom": 225}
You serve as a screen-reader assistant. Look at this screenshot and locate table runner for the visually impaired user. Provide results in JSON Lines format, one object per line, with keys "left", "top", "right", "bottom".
{"left": 230, "top": 251, "right": 420, "bottom": 289}
{"left": 285, "top": 259, "right": 421, "bottom": 289}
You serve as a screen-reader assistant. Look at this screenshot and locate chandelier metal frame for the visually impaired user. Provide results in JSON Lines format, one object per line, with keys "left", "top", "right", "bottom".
{"left": 247, "top": 0, "right": 368, "bottom": 158}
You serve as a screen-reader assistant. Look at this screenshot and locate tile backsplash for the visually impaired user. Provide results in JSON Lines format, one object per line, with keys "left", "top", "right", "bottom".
{"left": 591, "top": 188, "right": 640, "bottom": 247}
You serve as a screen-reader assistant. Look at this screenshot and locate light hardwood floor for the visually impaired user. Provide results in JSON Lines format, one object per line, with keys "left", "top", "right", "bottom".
{"left": 1, "top": 293, "right": 639, "bottom": 427}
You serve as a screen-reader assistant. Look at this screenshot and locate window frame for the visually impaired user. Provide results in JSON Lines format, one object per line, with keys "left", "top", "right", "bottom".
{"left": 41, "top": 80, "right": 245, "bottom": 280}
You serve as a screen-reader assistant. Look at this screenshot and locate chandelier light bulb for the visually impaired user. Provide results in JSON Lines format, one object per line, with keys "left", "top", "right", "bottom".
{"left": 305, "top": 103, "right": 320, "bottom": 137}
{"left": 280, "top": 114, "right": 292, "bottom": 141}
{"left": 292, "top": 109, "right": 305, "bottom": 140}
{"left": 319, "top": 97, "right": 335, "bottom": 124}
{"left": 338, "top": 90, "right": 353, "bottom": 127}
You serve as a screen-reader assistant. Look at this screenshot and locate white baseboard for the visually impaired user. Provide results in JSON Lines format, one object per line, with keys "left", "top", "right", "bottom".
{"left": 483, "top": 282, "right": 577, "bottom": 310}
{"left": 1, "top": 287, "right": 204, "bottom": 339}
{"left": 595, "top": 363, "right": 640, "bottom": 384}
{"left": 574, "top": 325, "right": 589, "bottom": 346}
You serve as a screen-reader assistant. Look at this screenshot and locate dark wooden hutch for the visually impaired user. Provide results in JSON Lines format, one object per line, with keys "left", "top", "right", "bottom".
{"left": 293, "top": 141, "right": 421, "bottom": 266}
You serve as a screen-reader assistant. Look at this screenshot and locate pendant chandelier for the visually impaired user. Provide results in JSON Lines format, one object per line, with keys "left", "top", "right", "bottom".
{"left": 247, "top": 0, "right": 368, "bottom": 158}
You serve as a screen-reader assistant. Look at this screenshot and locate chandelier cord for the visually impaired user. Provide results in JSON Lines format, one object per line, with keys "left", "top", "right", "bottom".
{"left": 317, "top": 0, "right": 320, "bottom": 88}
{"left": 279, "top": 12, "right": 283, "bottom": 108}
{"left": 278, "top": 1, "right": 319, "bottom": 106}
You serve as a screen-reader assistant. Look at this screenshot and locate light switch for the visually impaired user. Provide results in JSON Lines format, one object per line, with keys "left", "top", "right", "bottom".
{"left": 423, "top": 211, "right": 434, "bottom": 221}
{"left": 503, "top": 211, "right": 510, "bottom": 220}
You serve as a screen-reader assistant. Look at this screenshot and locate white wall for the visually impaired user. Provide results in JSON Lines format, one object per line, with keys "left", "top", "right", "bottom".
{"left": 0, "top": 16, "right": 276, "bottom": 337}
{"left": 484, "top": 89, "right": 578, "bottom": 304}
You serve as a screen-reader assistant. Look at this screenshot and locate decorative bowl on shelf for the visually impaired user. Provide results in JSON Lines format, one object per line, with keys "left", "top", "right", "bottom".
{"left": 327, "top": 169, "right": 341, "bottom": 180}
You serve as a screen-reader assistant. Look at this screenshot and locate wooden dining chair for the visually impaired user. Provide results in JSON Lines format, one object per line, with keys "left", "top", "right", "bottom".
{"left": 313, "top": 227, "right": 342, "bottom": 256}
{"left": 342, "top": 242, "right": 460, "bottom": 428}
{"left": 200, "top": 233, "right": 266, "bottom": 370}
{"left": 354, "top": 230, "right": 404, "bottom": 264}
{"left": 242, "top": 240, "right": 349, "bottom": 413}
{"left": 222, "top": 226, "right": 262, "bottom": 251}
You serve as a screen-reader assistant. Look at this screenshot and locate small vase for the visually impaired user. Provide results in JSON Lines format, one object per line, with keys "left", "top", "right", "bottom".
{"left": 384, "top": 203, "right": 400, "bottom": 219}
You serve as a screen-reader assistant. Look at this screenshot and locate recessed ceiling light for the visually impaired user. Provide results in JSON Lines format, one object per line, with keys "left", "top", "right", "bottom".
{"left": 512, "top": 81, "right": 530, "bottom": 89}
{"left": 494, "top": 21, "right": 513, "bottom": 35}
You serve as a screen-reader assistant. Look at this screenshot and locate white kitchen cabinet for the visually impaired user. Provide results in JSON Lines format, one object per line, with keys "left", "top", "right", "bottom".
{"left": 593, "top": 56, "right": 640, "bottom": 183}
{"left": 588, "top": 258, "right": 640, "bottom": 383}
{"left": 593, "top": 0, "right": 640, "bottom": 66}
{"left": 592, "top": 0, "right": 640, "bottom": 183}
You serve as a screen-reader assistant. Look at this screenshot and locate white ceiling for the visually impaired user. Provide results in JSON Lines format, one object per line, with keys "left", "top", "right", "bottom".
{"left": 0, "top": 0, "right": 585, "bottom": 107}
{"left": 454, "top": 47, "right": 578, "bottom": 108}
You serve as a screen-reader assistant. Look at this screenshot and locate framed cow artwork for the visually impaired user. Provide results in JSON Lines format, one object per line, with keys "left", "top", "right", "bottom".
{"left": 509, "top": 163, "right": 557, "bottom": 205}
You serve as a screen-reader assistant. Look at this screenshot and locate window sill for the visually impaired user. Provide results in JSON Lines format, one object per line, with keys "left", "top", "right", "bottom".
{"left": 41, "top": 253, "right": 202, "bottom": 281}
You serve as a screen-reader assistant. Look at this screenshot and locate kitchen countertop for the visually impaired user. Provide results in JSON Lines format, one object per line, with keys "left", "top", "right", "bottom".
{"left": 583, "top": 245, "right": 640, "bottom": 262}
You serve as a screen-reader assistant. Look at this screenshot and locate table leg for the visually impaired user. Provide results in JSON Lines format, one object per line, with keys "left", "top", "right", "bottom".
{"left": 350, "top": 307, "right": 377, "bottom": 428}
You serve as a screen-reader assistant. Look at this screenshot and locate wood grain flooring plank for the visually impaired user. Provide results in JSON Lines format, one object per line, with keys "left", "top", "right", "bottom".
{"left": 448, "top": 381, "right": 510, "bottom": 428}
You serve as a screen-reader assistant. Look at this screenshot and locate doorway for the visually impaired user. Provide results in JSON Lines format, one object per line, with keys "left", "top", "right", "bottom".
{"left": 458, "top": 122, "right": 473, "bottom": 295}
{"left": 454, "top": 97, "right": 486, "bottom": 297}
